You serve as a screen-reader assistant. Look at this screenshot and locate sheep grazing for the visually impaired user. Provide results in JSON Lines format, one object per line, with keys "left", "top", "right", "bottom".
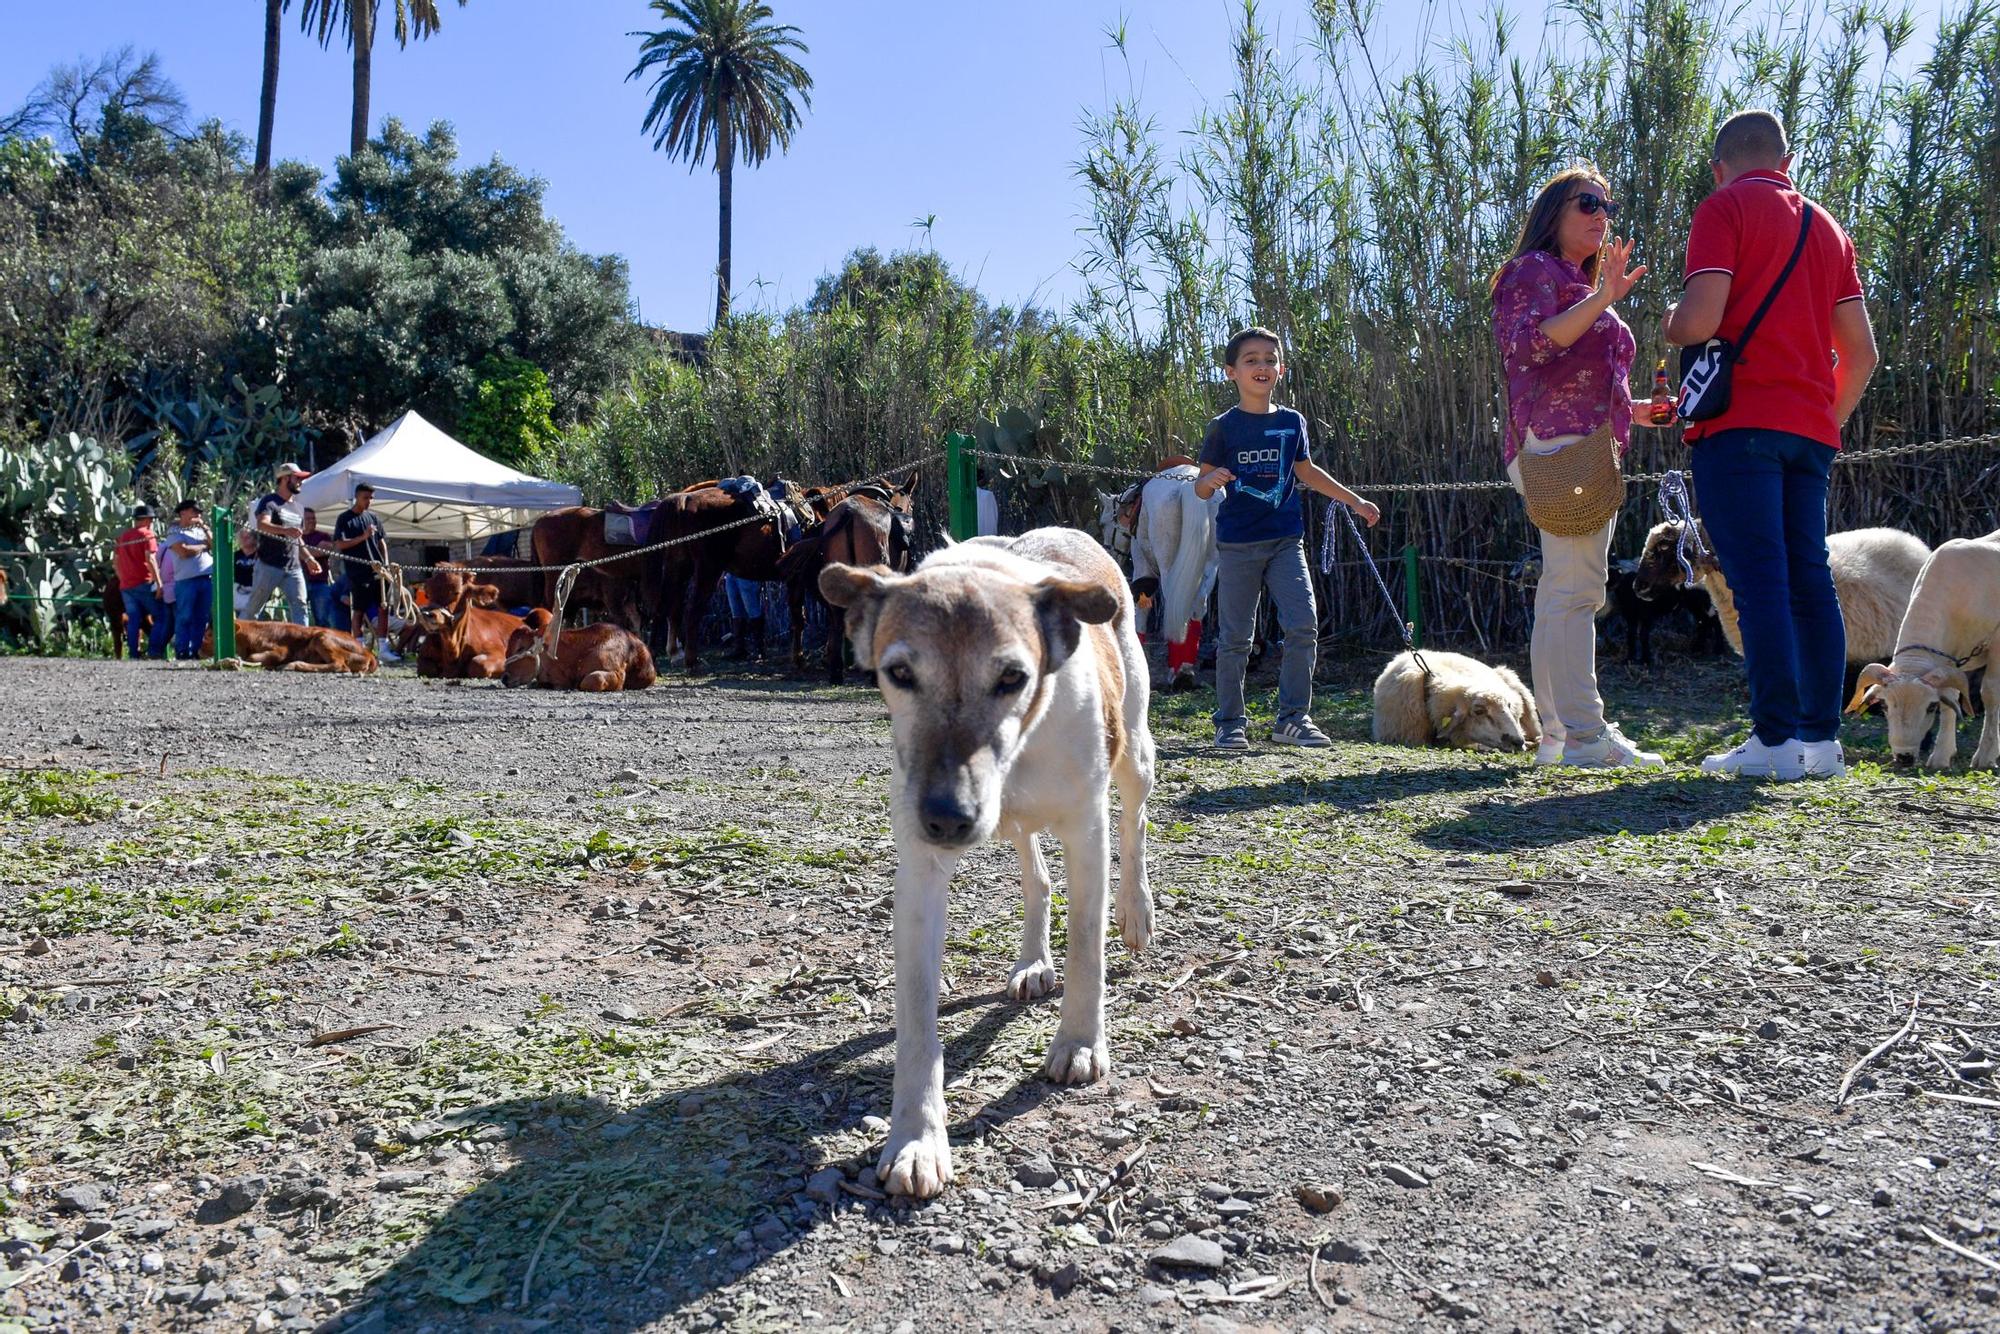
{"left": 1372, "top": 650, "right": 1541, "bottom": 752}
{"left": 1633, "top": 521, "right": 1930, "bottom": 664}
{"left": 1846, "top": 529, "right": 2000, "bottom": 769}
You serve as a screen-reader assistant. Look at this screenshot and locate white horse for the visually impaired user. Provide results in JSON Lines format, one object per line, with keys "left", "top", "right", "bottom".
{"left": 1099, "top": 464, "right": 1219, "bottom": 690}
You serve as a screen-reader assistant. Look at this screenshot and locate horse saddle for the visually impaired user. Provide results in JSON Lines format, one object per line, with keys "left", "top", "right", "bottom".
{"left": 603, "top": 499, "right": 664, "bottom": 546}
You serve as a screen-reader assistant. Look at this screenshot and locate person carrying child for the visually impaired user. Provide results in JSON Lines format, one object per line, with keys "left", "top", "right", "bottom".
{"left": 1195, "top": 326, "right": 1380, "bottom": 750}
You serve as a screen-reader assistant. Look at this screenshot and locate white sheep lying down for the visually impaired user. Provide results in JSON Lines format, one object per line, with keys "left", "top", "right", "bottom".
{"left": 1372, "top": 650, "right": 1541, "bottom": 752}
{"left": 1847, "top": 529, "right": 2000, "bottom": 769}
{"left": 1635, "top": 522, "right": 1930, "bottom": 663}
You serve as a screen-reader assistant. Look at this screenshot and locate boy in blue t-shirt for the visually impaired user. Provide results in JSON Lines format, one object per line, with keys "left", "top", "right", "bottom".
{"left": 1196, "top": 327, "right": 1380, "bottom": 749}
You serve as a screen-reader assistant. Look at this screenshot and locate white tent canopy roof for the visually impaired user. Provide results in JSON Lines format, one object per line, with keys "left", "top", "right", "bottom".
{"left": 294, "top": 410, "right": 581, "bottom": 543}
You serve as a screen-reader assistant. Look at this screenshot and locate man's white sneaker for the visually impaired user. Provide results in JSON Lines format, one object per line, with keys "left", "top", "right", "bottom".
{"left": 1534, "top": 737, "right": 1566, "bottom": 767}
{"left": 377, "top": 645, "right": 402, "bottom": 664}
{"left": 1700, "top": 736, "right": 1804, "bottom": 780}
{"left": 1561, "top": 723, "right": 1665, "bottom": 769}
{"left": 1799, "top": 739, "right": 1846, "bottom": 779}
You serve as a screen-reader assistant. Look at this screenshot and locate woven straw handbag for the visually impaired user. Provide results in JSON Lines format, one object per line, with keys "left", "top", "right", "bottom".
{"left": 1516, "top": 420, "right": 1624, "bottom": 537}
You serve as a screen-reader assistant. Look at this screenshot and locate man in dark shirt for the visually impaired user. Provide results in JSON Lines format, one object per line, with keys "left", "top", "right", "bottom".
{"left": 246, "top": 462, "right": 319, "bottom": 625}
{"left": 302, "top": 508, "right": 338, "bottom": 628}
{"left": 333, "top": 484, "right": 398, "bottom": 661}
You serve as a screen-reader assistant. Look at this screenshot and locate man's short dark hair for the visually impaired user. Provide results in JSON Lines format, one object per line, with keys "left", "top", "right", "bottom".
{"left": 1224, "top": 326, "right": 1283, "bottom": 366}
{"left": 354, "top": 483, "right": 375, "bottom": 495}
{"left": 173, "top": 499, "right": 197, "bottom": 514}
{"left": 304, "top": 507, "right": 317, "bottom": 517}
{"left": 1712, "top": 110, "right": 1789, "bottom": 168}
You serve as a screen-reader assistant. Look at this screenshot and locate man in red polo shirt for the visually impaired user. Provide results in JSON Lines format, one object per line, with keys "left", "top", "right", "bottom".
{"left": 112, "top": 503, "right": 172, "bottom": 659}
{"left": 1665, "top": 109, "right": 1878, "bottom": 782}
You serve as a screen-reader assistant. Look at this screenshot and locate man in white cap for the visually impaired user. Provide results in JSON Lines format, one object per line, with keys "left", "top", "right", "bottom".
{"left": 246, "top": 462, "right": 321, "bottom": 625}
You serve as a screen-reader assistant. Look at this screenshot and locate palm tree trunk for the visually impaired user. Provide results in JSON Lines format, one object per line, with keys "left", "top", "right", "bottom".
{"left": 254, "top": 0, "right": 281, "bottom": 184}
{"left": 349, "top": 0, "right": 374, "bottom": 158}
{"left": 715, "top": 121, "right": 734, "bottom": 326}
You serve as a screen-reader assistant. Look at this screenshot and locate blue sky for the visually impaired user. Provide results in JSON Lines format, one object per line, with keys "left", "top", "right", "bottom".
{"left": 2, "top": 1, "right": 1948, "bottom": 332}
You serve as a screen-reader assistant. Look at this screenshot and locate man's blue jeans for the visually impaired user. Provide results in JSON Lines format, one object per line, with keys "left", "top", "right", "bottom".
{"left": 308, "top": 583, "right": 340, "bottom": 629}
{"left": 121, "top": 583, "right": 171, "bottom": 658}
{"left": 1691, "top": 427, "right": 1845, "bottom": 745}
{"left": 173, "top": 575, "right": 212, "bottom": 659}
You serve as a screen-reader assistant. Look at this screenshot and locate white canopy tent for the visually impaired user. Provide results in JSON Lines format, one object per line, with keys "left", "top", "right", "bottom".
{"left": 296, "top": 411, "right": 581, "bottom": 544}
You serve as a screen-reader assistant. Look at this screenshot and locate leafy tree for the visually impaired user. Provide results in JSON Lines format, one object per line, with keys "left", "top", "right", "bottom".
{"left": 296, "top": 0, "right": 467, "bottom": 157}
{"left": 460, "top": 354, "right": 559, "bottom": 469}
{"left": 628, "top": 0, "right": 813, "bottom": 326}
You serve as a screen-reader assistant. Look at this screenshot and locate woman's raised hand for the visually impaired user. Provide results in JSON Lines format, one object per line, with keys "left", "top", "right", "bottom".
{"left": 1596, "top": 236, "right": 1647, "bottom": 305}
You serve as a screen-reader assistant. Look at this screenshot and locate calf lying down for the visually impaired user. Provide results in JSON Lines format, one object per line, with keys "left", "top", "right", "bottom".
{"left": 203, "top": 619, "right": 378, "bottom": 674}
{"left": 1372, "top": 649, "right": 1540, "bottom": 752}
{"left": 501, "top": 610, "right": 656, "bottom": 691}
{"left": 820, "top": 527, "right": 1156, "bottom": 1198}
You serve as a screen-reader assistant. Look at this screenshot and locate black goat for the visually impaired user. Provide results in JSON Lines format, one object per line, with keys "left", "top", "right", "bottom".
{"left": 1603, "top": 559, "right": 1726, "bottom": 667}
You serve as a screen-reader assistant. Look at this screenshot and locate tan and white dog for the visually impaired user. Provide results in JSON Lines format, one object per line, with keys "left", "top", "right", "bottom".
{"left": 820, "top": 527, "right": 1156, "bottom": 1199}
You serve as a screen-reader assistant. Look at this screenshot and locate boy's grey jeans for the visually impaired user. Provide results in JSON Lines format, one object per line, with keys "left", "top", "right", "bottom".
{"left": 1213, "top": 535, "right": 1318, "bottom": 732}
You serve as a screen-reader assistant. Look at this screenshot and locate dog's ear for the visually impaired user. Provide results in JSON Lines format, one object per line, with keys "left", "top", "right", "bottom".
{"left": 820, "top": 563, "right": 897, "bottom": 669}
{"left": 1845, "top": 663, "right": 1893, "bottom": 714}
{"left": 1034, "top": 578, "right": 1118, "bottom": 673}
{"left": 1923, "top": 666, "right": 1971, "bottom": 711}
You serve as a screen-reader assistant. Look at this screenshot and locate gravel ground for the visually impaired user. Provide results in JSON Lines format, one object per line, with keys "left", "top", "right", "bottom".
{"left": 2, "top": 651, "right": 1997, "bottom": 1334}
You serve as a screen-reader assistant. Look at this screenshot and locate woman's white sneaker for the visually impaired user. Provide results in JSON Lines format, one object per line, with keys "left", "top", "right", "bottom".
{"left": 1700, "top": 736, "right": 1804, "bottom": 780}
{"left": 1562, "top": 724, "right": 1665, "bottom": 769}
{"left": 1534, "top": 736, "right": 1567, "bottom": 766}
{"left": 1799, "top": 739, "right": 1847, "bottom": 779}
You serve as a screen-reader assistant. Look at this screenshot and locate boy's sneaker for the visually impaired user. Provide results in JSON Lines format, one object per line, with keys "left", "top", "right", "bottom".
{"left": 1213, "top": 725, "right": 1250, "bottom": 751}
{"left": 377, "top": 644, "right": 402, "bottom": 663}
{"left": 1534, "top": 736, "right": 1567, "bottom": 766}
{"left": 1562, "top": 723, "right": 1665, "bottom": 769}
{"left": 1799, "top": 739, "right": 1846, "bottom": 779}
{"left": 1271, "top": 719, "right": 1332, "bottom": 747}
{"left": 1699, "top": 736, "right": 1803, "bottom": 780}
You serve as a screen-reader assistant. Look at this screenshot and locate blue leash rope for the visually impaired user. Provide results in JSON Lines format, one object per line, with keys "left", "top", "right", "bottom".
{"left": 1321, "top": 500, "right": 1429, "bottom": 674}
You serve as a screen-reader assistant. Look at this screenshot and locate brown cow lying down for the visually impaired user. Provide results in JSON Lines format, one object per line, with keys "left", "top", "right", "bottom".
{"left": 416, "top": 583, "right": 525, "bottom": 680}
{"left": 501, "top": 610, "right": 656, "bottom": 692}
{"left": 202, "top": 619, "right": 379, "bottom": 674}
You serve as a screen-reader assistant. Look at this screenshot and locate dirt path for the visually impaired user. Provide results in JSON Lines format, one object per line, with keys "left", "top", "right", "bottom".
{"left": 2, "top": 654, "right": 1996, "bottom": 1332}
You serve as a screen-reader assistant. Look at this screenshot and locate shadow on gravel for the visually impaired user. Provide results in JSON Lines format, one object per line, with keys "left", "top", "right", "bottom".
{"left": 1178, "top": 761, "right": 1525, "bottom": 813}
{"left": 343, "top": 989, "right": 1051, "bottom": 1331}
{"left": 1416, "top": 774, "right": 1774, "bottom": 850}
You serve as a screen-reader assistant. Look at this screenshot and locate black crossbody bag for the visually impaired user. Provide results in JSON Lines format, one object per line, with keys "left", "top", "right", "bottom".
{"left": 1677, "top": 204, "right": 1815, "bottom": 422}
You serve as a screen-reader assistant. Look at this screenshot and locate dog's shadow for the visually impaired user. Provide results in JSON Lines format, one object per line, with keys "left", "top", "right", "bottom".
{"left": 341, "top": 990, "right": 1057, "bottom": 1330}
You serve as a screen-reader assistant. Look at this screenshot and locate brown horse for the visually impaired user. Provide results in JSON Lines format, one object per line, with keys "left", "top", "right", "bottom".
{"left": 777, "top": 480, "right": 919, "bottom": 684}
{"left": 528, "top": 508, "right": 664, "bottom": 633}
{"left": 653, "top": 479, "right": 833, "bottom": 675}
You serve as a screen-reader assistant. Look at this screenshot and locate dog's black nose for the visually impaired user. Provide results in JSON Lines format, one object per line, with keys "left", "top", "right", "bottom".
{"left": 920, "top": 793, "right": 976, "bottom": 844}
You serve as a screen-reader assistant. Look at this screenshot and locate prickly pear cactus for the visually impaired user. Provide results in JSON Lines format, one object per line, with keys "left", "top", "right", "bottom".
{"left": 0, "top": 435, "right": 135, "bottom": 643}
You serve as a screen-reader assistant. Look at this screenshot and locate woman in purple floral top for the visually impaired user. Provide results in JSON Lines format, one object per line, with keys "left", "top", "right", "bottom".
{"left": 1491, "top": 165, "right": 1665, "bottom": 770}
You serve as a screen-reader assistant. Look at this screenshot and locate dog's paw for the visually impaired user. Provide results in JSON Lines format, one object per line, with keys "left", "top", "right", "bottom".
{"left": 1044, "top": 1034, "right": 1110, "bottom": 1085}
{"left": 876, "top": 1126, "right": 952, "bottom": 1199}
{"left": 1008, "top": 958, "right": 1058, "bottom": 1001}
{"left": 1115, "top": 888, "right": 1154, "bottom": 955}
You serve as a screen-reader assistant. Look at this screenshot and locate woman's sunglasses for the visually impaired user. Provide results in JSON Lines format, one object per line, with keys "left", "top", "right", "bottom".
{"left": 1573, "top": 192, "right": 1621, "bottom": 218}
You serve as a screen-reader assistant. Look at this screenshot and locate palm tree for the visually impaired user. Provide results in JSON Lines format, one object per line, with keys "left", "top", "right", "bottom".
{"left": 254, "top": 0, "right": 288, "bottom": 184}
{"left": 628, "top": 0, "right": 813, "bottom": 326}
{"left": 296, "top": 0, "right": 465, "bottom": 158}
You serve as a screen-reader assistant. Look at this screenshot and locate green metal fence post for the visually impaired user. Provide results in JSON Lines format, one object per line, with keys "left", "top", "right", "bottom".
{"left": 945, "top": 432, "right": 978, "bottom": 542}
{"left": 211, "top": 506, "right": 236, "bottom": 663}
{"left": 1402, "top": 543, "right": 1423, "bottom": 650}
